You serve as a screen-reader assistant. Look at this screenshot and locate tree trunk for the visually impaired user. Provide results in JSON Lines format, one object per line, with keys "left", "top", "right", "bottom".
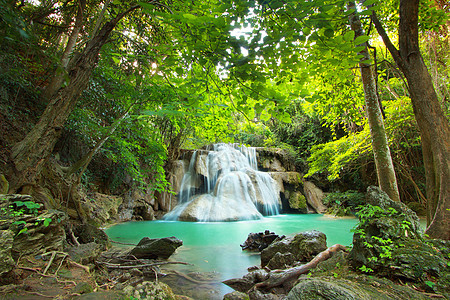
{"left": 41, "top": 0, "right": 86, "bottom": 101}
{"left": 348, "top": 2, "right": 400, "bottom": 202}
{"left": 372, "top": 0, "right": 450, "bottom": 239}
{"left": 10, "top": 6, "right": 139, "bottom": 192}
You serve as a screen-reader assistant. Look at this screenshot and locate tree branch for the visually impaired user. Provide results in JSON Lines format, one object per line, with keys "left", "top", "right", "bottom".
{"left": 370, "top": 12, "right": 405, "bottom": 72}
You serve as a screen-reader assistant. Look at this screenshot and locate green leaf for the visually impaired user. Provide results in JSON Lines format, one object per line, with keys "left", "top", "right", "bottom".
{"left": 343, "top": 31, "right": 355, "bottom": 42}
{"left": 354, "top": 35, "right": 370, "bottom": 45}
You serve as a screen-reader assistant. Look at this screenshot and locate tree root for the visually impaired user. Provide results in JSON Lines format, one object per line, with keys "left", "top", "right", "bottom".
{"left": 253, "top": 244, "right": 347, "bottom": 291}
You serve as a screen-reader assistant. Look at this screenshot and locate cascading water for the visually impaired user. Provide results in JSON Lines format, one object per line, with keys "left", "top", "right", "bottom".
{"left": 163, "top": 143, "right": 281, "bottom": 222}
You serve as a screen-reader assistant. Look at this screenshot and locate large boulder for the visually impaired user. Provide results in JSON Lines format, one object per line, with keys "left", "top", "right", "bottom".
{"left": 349, "top": 186, "right": 423, "bottom": 272}
{"left": 286, "top": 276, "right": 430, "bottom": 300}
{"left": 261, "top": 230, "right": 327, "bottom": 267}
{"left": 129, "top": 236, "right": 182, "bottom": 259}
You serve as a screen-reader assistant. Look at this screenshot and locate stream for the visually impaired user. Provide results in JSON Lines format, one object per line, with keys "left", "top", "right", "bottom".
{"left": 105, "top": 214, "right": 357, "bottom": 299}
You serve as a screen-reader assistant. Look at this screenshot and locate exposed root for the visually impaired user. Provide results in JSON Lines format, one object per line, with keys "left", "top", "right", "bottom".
{"left": 253, "top": 244, "right": 348, "bottom": 291}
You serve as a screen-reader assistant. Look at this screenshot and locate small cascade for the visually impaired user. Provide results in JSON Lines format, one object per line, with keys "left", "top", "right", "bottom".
{"left": 163, "top": 143, "right": 280, "bottom": 222}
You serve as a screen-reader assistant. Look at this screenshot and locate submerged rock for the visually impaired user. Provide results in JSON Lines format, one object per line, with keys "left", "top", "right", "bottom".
{"left": 129, "top": 236, "right": 182, "bottom": 259}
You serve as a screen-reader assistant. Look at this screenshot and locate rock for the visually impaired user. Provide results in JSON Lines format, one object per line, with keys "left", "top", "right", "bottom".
{"left": 223, "top": 277, "right": 254, "bottom": 294}
{"left": 223, "top": 291, "right": 250, "bottom": 300}
{"left": 178, "top": 193, "right": 263, "bottom": 222}
{"left": 0, "top": 230, "right": 15, "bottom": 276}
{"left": 72, "top": 282, "right": 94, "bottom": 294}
{"left": 129, "top": 236, "right": 182, "bottom": 259}
{"left": 223, "top": 269, "right": 270, "bottom": 293}
{"left": 72, "top": 223, "right": 110, "bottom": 250}
{"left": 240, "top": 230, "right": 280, "bottom": 251}
{"left": 85, "top": 192, "right": 122, "bottom": 225}
{"left": 0, "top": 194, "right": 33, "bottom": 204}
{"left": 248, "top": 289, "right": 283, "bottom": 299}
{"left": 0, "top": 174, "right": 9, "bottom": 194}
{"left": 12, "top": 209, "right": 67, "bottom": 259}
{"left": 123, "top": 281, "right": 176, "bottom": 300}
{"left": 73, "top": 290, "right": 128, "bottom": 299}
{"left": 261, "top": 230, "right": 327, "bottom": 267}
{"left": 66, "top": 242, "right": 103, "bottom": 265}
{"left": 288, "top": 192, "right": 307, "bottom": 211}
{"left": 254, "top": 148, "right": 296, "bottom": 172}
{"left": 285, "top": 276, "right": 430, "bottom": 300}
{"left": 303, "top": 181, "right": 327, "bottom": 213}
{"left": 385, "top": 240, "right": 449, "bottom": 296}
{"left": 286, "top": 278, "right": 365, "bottom": 299}
{"left": 268, "top": 172, "right": 306, "bottom": 213}
{"left": 365, "top": 186, "right": 422, "bottom": 236}
{"left": 349, "top": 186, "right": 423, "bottom": 272}
{"left": 266, "top": 252, "right": 296, "bottom": 270}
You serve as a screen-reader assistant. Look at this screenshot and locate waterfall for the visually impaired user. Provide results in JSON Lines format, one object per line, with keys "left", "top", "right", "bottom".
{"left": 163, "top": 143, "right": 281, "bottom": 222}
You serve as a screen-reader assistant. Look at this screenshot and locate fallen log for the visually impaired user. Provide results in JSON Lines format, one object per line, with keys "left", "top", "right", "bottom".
{"left": 254, "top": 244, "right": 347, "bottom": 291}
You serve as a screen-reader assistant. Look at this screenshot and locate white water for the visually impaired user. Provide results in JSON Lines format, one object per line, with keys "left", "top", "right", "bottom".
{"left": 164, "top": 144, "right": 280, "bottom": 222}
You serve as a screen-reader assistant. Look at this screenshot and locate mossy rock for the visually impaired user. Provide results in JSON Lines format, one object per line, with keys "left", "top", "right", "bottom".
{"left": 288, "top": 192, "right": 306, "bottom": 211}
{"left": 223, "top": 291, "right": 250, "bottom": 300}
{"left": 286, "top": 275, "right": 430, "bottom": 300}
{"left": 123, "top": 281, "right": 177, "bottom": 300}
{"left": 261, "top": 230, "right": 327, "bottom": 267}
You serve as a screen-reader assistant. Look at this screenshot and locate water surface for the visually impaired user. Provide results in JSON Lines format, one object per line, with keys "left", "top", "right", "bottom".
{"left": 106, "top": 214, "right": 357, "bottom": 298}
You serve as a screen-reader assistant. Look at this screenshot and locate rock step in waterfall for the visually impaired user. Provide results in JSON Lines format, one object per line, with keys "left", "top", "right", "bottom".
{"left": 163, "top": 144, "right": 281, "bottom": 222}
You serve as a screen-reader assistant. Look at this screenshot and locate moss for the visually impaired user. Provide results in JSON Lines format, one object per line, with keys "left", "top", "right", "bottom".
{"left": 289, "top": 192, "right": 306, "bottom": 210}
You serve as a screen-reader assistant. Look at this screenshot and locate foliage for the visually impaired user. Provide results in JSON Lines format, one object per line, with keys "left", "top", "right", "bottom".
{"left": 305, "top": 127, "right": 372, "bottom": 181}
{"left": 323, "top": 190, "right": 365, "bottom": 216}
{"left": 0, "top": 199, "right": 51, "bottom": 235}
{"left": 351, "top": 205, "right": 413, "bottom": 272}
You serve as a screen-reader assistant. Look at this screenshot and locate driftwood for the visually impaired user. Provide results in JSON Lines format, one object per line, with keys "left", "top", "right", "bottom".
{"left": 254, "top": 244, "right": 347, "bottom": 291}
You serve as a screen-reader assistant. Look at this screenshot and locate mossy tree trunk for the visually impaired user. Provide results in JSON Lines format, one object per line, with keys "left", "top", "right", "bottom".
{"left": 348, "top": 2, "right": 401, "bottom": 202}
{"left": 372, "top": 0, "right": 450, "bottom": 239}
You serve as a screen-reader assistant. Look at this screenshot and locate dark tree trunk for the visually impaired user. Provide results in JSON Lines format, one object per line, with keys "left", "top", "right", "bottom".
{"left": 372, "top": 0, "right": 450, "bottom": 239}
{"left": 10, "top": 6, "right": 139, "bottom": 192}
{"left": 348, "top": 1, "right": 400, "bottom": 202}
